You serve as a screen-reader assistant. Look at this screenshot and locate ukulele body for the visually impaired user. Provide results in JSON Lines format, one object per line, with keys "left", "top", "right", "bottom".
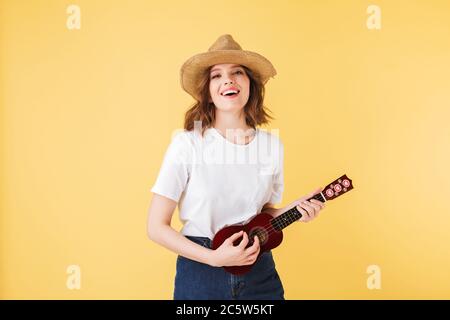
{"left": 211, "top": 213, "right": 283, "bottom": 275}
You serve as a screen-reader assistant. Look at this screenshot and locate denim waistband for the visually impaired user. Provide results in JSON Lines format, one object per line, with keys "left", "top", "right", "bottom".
{"left": 185, "top": 235, "right": 212, "bottom": 249}
{"left": 185, "top": 235, "right": 272, "bottom": 254}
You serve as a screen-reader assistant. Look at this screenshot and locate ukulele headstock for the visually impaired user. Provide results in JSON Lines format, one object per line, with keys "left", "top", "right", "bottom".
{"left": 322, "top": 174, "right": 354, "bottom": 201}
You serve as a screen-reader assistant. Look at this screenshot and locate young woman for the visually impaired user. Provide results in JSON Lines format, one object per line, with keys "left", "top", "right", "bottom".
{"left": 147, "top": 34, "right": 325, "bottom": 300}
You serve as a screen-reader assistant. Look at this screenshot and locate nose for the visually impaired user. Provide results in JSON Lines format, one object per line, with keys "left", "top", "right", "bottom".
{"left": 223, "top": 73, "right": 234, "bottom": 85}
{"left": 223, "top": 79, "right": 235, "bottom": 89}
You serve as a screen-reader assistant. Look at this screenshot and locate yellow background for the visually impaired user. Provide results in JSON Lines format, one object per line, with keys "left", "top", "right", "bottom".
{"left": 1, "top": 0, "right": 449, "bottom": 299}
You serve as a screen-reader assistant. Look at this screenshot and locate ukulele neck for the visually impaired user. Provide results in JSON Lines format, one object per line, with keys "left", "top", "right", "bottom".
{"left": 271, "top": 192, "right": 326, "bottom": 231}
{"left": 269, "top": 174, "right": 354, "bottom": 231}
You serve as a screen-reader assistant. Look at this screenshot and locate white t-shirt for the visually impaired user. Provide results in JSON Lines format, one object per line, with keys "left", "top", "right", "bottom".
{"left": 150, "top": 127, "right": 284, "bottom": 239}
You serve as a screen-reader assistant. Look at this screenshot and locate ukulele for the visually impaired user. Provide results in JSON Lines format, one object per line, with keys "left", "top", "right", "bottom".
{"left": 211, "top": 174, "right": 354, "bottom": 275}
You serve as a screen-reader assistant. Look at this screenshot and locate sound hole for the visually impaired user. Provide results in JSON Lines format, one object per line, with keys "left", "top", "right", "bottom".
{"left": 249, "top": 227, "right": 269, "bottom": 246}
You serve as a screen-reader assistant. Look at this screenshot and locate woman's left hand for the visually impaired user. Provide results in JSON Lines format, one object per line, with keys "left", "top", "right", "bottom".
{"left": 296, "top": 187, "right": 326, "bottom": 223}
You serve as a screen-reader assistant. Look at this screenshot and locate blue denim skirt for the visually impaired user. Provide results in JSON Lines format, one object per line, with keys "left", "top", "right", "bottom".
{"left": 174, "top": 236, "right": 285, "bottom": 300}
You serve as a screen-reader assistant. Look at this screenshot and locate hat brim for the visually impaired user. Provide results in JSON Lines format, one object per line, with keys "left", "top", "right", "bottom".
{"left": 180, "top": 50, "right": 277, "bottom": 100}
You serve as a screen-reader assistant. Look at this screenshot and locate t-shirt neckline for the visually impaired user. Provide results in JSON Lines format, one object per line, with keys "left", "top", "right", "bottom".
{"left": 210, "top": 127, "right": 258, "bottom": 147}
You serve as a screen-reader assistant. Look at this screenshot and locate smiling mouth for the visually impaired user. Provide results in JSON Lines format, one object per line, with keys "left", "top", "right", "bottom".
{"left": 221, "top": 90, "right": 240, "bottom": 97}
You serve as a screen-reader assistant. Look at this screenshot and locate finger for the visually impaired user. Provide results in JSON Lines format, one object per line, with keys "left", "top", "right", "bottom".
{"left": 296, "top": 205, "right": 310, "bottom": 221}
{"left": 245, "top": 236, "right": 259, "bottom": 254}
{"left": 247, "top": 253, "right": 259, "bottom": 264}
{"left": 246, "top": 251, "right": 260, "bottom": 264}
{"left": 311, "top": 203, "right": 323, "bottom": 217}
{"left": 238, "top": 231, "right": 249, "bottom": 249}
{"left": 304, "top": 200, "right": 321, "bottom": 212}
{"left": 300, "top": 201, "right": 322, "bottom": 221}
{"left": 245, "top": 259, "right": 256, "bottom": 266}
{"left": 247, "top": 246, "right": 260, "bottom": 259}
{"left": 298, "top": 202, "right": 318, "bottom": 221}
{"left": 310, "top": 199, "right": 325, "bottom": 209}
{"left": 299, "top": 202, "right": 316, "bottom": 217}
{"left": 251, "top": 235, "right": 260, "bottom": 248}
{"left": 297, "top": 204, "right": 310, "bottom": 217}
{"left": 299, "top": 214, "right": 312, "bottom": 223}
{"left": 226, "top": 230, "right": 244, "bottom": 244}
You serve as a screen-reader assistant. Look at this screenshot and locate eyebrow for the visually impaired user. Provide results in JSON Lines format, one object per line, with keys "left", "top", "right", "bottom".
{"left": 210, "top": 64, "right": 243, "bottom": 73}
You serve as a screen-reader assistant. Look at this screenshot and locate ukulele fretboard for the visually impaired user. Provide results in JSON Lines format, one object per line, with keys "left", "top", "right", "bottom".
{"left": 271, "top": 192, "right": 326, "bottom": 231}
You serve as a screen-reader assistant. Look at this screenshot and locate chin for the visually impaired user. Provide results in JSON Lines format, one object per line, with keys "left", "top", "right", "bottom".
{"left": 216, "top": 103, "right": 245, "bottom": 112}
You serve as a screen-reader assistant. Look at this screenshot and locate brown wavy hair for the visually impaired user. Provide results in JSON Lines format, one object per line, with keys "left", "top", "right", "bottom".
{"left": 183, "top": 65, "right": 274, "bottom": 136}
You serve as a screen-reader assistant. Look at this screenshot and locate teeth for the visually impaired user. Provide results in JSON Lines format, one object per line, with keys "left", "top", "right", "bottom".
{"left": 222, "top": 89, "right": 239, "bottom": 96}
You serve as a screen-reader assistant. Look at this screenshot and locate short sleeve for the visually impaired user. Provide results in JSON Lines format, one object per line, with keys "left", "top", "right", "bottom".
{"left": 150, "top": 131, "right": 192, "bottom": 202}
{"left": 269, "top": 139, "right": 284, "bottom": 205}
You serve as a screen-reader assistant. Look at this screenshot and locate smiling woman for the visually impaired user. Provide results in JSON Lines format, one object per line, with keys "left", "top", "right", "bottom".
{"left": 147, "top": 34, "right": 325, "bottom": 300}
{"left": 183, "top": 61, "right": 273, "bottom": 138}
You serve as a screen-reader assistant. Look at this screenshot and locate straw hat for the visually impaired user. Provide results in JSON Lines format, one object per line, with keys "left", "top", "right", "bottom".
{"left": 180, "top": 34, "right": 277, "bottom": 100}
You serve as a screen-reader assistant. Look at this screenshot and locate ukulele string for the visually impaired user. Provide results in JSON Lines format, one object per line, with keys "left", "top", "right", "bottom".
{"left": 240, "top": 215, "right": 299, "bottom": 244}
{"left": 238, "top": 206, "right": 307, "bottom": 242}
{"left": 254, "top": 205, "right": 306, "bottom": 235}
{"left": 257, "top": 194, "right": 327, "bottom": 234}
{"left": 232, "top": 194, "right": 327, "bottom": 244}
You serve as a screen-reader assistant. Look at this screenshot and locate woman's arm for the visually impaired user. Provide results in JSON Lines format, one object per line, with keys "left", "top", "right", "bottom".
{"left": 262, "top": 188, "right": 326, "bottom": 222}
{"left": 147, "top": 193, "right": 215, "bottom": 265}
{"left": 261, "top": 200, "right": 297, "bottom": 218}
{"left": 147, "top": 193, "right": 260, "bottom": 267}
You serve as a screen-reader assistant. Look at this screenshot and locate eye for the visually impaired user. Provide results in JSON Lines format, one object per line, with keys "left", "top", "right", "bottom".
{"left": 211, "top": 74, "right": 220, "bottom": 79}
{"left": 234, "top": 70, "right": 244, "bottom": 75}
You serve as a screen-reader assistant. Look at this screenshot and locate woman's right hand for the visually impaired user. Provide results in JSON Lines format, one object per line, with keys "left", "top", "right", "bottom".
{"left": 210, "top": 231, "right": 260, "bottom": 267}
